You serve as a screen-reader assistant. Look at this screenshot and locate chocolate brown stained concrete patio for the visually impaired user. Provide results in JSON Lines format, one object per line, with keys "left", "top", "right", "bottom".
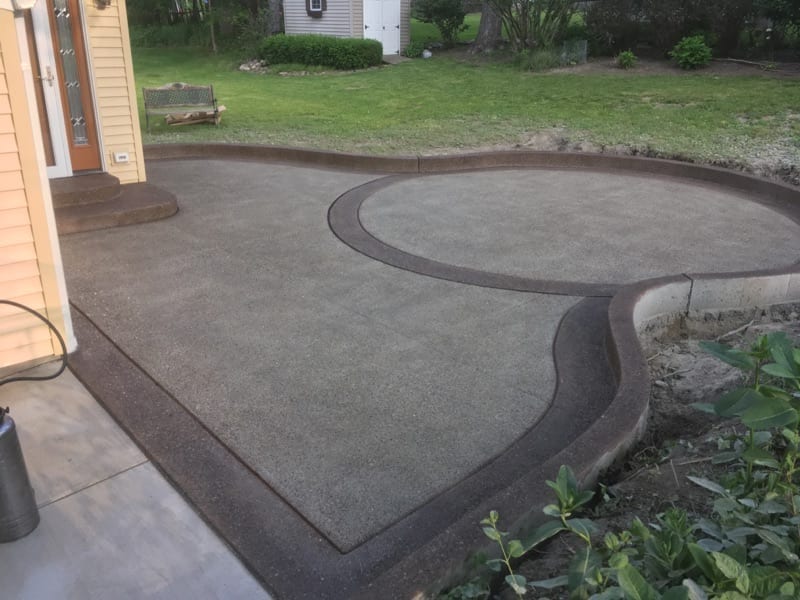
{"left": 58, "top": 149, "right": 800, "bottom": 599}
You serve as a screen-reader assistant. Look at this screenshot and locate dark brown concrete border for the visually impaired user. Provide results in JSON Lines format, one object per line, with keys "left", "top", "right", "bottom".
{"left": 78, "top": 145, "right": 800, "bottom": 598}
{"left": 328, "top": 176, "right": 620, "bottom": 297}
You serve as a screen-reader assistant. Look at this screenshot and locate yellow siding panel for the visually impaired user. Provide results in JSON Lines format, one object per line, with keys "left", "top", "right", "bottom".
{"left": 0, "top": 242, "right": 38, "bottom": 265}
{"left": 0, "top": 94, "right": 9, "bottom": 115}
{"left": 102, "top": 124, "right": 133, "bottom": 137}
{"left": 0, "top": 151, "right": 21, "bottom": 172}
{"left": 0, "top": 312, "right": 47, "bottom": 337}
{"left": 0, "top": 76, "right": 6, "bottom": 94}
{"left": 0, "top": 225, "right": 34, "bottom": 248}
{"left": 92, "top": 57, "right": 126, "bottom": 69}
{"left": 0, "top": 208, "right": 32, "bottom": 230}
{"left": 0, "top": 324, "right": 52, "bottom": 351}
{"left": 91, "top": 46, "right": 124, "bottom": 59}
{"left": 0, "top": 259, "right": 39, "bottom": 283}
{"left": 1, "top": 276, "right": 46, "bottom": 299}
{"left": 0, "top": 189, "right": 27, "bottom": 210}
{"left": 95, "top": 77, "right": 129, "bottom": 89}
{"left": 0, "top": 293, "right": 45, "bottom": 317}
{"left": 89, "top": 27, "right": 123, "bottom": 39}
{"left": 91, "top": 36, "right": 127, "bottom": 48}
{"left": 0, "top": 114, "right": 13, "bottom": 133}
{"left": 0, "top": 340, "right": 54, "bottom": 368}
{"left": 100, "top": 114, "right": 132, "bottom": 127}
{"left": 0, "top": 170, "right": 23, "bottom": 192}
{"left": 0, "top": 132, "right": 17, "bottom": 152}
{"left": 102, "top": 133, "right": 137, "bottom": 146}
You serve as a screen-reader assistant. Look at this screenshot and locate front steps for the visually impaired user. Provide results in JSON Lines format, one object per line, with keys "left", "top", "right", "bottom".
{"left": 51, "top": 173, "right": 178, "bottom": 235}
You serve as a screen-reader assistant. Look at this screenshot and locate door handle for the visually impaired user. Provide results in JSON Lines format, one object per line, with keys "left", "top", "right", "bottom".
{"left": 36, "top": 66, "right": 55, "bottom": 87}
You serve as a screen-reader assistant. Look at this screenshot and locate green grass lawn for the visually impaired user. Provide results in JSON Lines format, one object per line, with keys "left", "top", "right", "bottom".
{"left": 134, "top": 46, "right": 800, "bottom": 170}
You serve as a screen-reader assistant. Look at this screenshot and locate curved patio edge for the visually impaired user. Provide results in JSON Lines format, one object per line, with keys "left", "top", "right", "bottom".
{"left": 143, "top": 143, "right": 800, "bottom": 222}
{"left": 131, "top": 144, "right": 800, "bottom": 597}
{"left": 367, "top": 267, "right": 800, "bottom": 598}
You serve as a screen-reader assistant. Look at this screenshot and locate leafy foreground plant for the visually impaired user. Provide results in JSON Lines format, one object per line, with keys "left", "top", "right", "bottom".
{"left": 442, "top": 332, "right": 800, "bottom": 599}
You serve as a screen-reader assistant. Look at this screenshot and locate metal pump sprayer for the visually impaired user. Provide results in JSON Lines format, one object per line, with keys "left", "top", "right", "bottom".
{"left": 0, "top": 300, "right": 68, "bottom": 542}
{"left": 0, "top": 405, "right": 39, "bottom": 541}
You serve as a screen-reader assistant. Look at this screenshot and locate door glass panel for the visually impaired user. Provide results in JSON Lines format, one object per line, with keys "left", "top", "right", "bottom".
{"left": 52, "top": 0, "right": 88, "bottom": 146}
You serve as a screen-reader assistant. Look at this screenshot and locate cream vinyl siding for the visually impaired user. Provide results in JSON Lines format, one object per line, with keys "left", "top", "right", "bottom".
{"left": 83, "top": 0, "right": 145, "bottom": 184}
{"left": 0, "top": 15, "right": 55, "bottom": 369}
{"left": 400, "top": 0, "right": 409, "bottom": 50}
{"left": 285, "top": 0, "right": 354, "bottom": 37}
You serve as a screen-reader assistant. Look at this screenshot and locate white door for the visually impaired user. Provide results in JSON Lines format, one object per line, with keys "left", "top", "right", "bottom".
{"left": 25, "top": 0, "right": 74, "bottom": 178}
{"left": 363, "top": 0, "right": 400, "bottom": 55}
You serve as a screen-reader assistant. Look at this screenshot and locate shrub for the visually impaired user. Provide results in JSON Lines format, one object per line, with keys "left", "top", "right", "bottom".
{"left": 413, "top": 0, "right": 467, "bottom": 47}
{"left": 670, "top": 34, "right": 713, "bottom": 68}
{"left": 259, "top": 35, "right": 383, "bottom": 69}
{"left": 616, "top": 49, "right": 637, "bottom": 68}
{"left": 403, "top": 40, "right": 426, "bottom": 58}
{"left": 515, "top": 48, "right": 561, "bottom": 71}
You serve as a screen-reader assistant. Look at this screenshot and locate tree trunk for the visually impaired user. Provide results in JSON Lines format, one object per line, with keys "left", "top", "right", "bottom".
{"left": 471, "top": 2, "right": 503, "bottom": 53}
{"left": 267, "top": 0, "right": 283, "bottom": 34}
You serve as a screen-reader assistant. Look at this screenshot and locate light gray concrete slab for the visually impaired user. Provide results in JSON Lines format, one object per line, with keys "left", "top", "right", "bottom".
{"left": 0, "top": 462, "right": 269, "bottom": 600}
{"left": 0, "top": 368, "right": 145, "bottom": 507}
{"left": 360, "top": 169, "right": 800, "bottom": 284}
{"left": 60, "top": 160, "right": 577, "bottom": 550}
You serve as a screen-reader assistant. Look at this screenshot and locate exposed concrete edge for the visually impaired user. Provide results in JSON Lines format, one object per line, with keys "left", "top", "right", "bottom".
{"left": 143, "top": 145, "right": 800, "bottom": 220}
{"left": 143, "top": 143, "right": 420, "bottom": 173}
{"left": 368, "top": 267, "right": 800, "bottom": 597}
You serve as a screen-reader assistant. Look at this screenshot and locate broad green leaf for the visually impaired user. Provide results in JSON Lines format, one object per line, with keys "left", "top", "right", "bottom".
{"left": 713, "top": 551, "right": 744, "bottom": 579}
{"left": 768, "top": 333, "right": 799, "bottom": 374}
{"left": 687, "top": 543, "right": 717, "bottom": 582}
{"left": 567, "top": 546, "right": 601, "bottom": 590}
{"left": 691, "top": 402, "right": 716, "bottom": 414}
{"left": 542, "top": 504, "right": 561, "bottom": 517}
{"left": 482, "top": 526, "right": 502, "bottom": 542}
{"left": 735, "top": 568, "right": 750, "bottom": 595}
{"left": 748, "top": 565, "right": 783, "bottom": 597}
{"left": 700, "top": 341, "right": 756, "bottom": 371}
{"left": 687, "top": 475, "right": 727, "bottom": 495}
{"left": 522, "top": 519, "right": 566, "bottom": 552}
{"left": 505, "top": 573, "right": 527, "bottom": 595}
{"left": 616, "top": 564, "right": 658, "bottom": 600}
{"left": 714, "top": 388, "right": 759, "bottom": 417}
{"left": 486, "top": 558, "right": 504, "bottom": 572}
{"left": 763, "top": 363, "right": 799, "bottom": 380}
{"left": 741, "top": 447, "right": 781, "bottom": 469}
{"left": 662, "top": 586, "right": 689, "bottom": 600}
{"left": 566, "top": 518, "right": 597, "bottom": 539}
{"left": 573, "top": 489, "right": 595, "bottom": 510}
{"left": 716, "top": 592, "right": 749, "bottom": 600}
{"left": 757, "top": 528, "right": 799, "bottom": 562}
{"left": 529, "top": 574, "right": 568, "bottom": 589}
{"left": 682, "top": 578, "right": 708, "bottom": 600}
{"left": 780, "top": 582, "right": 795, "bottom": 595}
{"left": 591, "top": 589, "right": 626, "bottom": 600}
{"left": 741, "top": 396, "right": 798, "bottom": 430}
{"left": 609, "top": 552, "right": 629, "bottom": 569}
{"left": 711, "top": 451, "right": 740, "bottom": 464}
{"left": 507, "top": 539, "right": 525, "bottom": 558}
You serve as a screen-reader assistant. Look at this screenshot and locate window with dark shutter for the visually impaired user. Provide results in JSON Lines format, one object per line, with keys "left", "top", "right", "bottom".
{"left": 306, "top": 0, "right": 326, "bottom": 17}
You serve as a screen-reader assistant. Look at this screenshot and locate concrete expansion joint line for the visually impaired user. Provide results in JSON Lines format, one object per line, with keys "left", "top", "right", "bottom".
{"left": 37, "top": 458, "right": 150, "bottom": 510}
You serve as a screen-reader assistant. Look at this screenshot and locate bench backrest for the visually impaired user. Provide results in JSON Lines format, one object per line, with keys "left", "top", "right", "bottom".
{"left": 143, "top": 85, "right": 215, "bottom": 108}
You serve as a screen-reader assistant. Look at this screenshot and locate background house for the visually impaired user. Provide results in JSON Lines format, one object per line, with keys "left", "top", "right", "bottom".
{"left": 283, "top": 0, "right": 410, "bottom": 55}
{"left": 1, "top": 0, "right": 157, "bottom": 372}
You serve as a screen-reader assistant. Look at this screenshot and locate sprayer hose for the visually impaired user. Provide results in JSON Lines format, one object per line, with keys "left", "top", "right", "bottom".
{"left": 0, "top": 300, "right": 67, "bottom": 387}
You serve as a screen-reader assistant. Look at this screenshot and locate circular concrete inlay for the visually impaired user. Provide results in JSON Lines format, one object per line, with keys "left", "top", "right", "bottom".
{"left": 358, "top": 169, "right": 800, "bottom": 286}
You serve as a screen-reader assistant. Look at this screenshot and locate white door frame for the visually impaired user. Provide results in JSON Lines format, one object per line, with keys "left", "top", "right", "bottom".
{"left": 26, "top": 0, "right": 73, "bottom": 178}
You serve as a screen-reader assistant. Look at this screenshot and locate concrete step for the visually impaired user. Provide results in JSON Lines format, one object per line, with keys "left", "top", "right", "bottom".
{"left": 50, "top": 173, "right": 121, "bottom": 207}
{"left": 55, "top": 182, "right": 178, "bottom": 235}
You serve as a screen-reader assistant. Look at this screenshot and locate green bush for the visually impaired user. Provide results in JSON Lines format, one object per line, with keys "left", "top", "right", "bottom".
{"left": 616, "top": 49, "right": 637, "bottom": 68}
{"left": 259, "top": 34, "right": 383, "bottom": 69}
{"left": 413, "top": 0, "right": 467, "bottom": 47}
{"left": 670, "top": 34, "right": 713, "bottom": 68}
{"left": 515, "top": 48, "right": 561, "bottom": 71}
{"left": 403, "top": 40, "right": 427, "bottom": 58}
